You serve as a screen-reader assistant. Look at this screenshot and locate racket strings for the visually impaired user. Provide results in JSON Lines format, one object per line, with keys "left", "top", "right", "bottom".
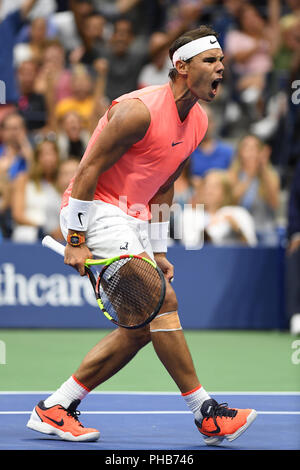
{"left": 98, "top": 258, "right": 163, "bottom": 327}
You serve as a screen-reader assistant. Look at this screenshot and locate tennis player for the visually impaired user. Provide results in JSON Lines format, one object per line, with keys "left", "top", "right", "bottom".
{"left": 27, "top": 26, "right": 257, "bottom": 445}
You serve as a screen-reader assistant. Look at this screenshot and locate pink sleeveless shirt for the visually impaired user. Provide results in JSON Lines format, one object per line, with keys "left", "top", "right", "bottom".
{"left": 62, "top": 83, "right": 208, "bottom": 220}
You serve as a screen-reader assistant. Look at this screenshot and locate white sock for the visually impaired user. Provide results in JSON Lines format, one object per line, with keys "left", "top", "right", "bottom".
{"left": 182, "top": 385, "right": 211, "bottom": 422}
{"left": 44, "top": 375, "right": 90, "bottom": 409}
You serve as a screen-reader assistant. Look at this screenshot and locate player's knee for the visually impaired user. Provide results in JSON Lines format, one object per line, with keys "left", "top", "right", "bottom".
{"left": 135, "top": 328, "right": 151, "bottom": 347}
{"left": 150, "top": 310, "right": 182, "bottom": 332}
{"left": 124, "top": 326, "right": 151, "bottom": 348}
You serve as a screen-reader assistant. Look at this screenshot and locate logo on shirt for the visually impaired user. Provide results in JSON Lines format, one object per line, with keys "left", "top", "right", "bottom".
{"left": 172, "top": 141, "right": 183, "bottom": 147}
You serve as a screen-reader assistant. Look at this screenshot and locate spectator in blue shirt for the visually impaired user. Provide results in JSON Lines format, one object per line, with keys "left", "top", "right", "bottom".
{"left": 0, "top": 0, "right": 38, "bottom": 107}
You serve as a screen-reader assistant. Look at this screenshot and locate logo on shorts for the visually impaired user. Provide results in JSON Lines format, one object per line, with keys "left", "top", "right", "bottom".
{"left": 78, "top": 212, "right": 84, "bottom": 226}
{"left": 120, "top": 242, "right": 129, "bottom": 250}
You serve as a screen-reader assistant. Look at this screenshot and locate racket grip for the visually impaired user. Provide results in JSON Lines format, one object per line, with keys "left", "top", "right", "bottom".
{"left": 42, "top": 235, "right": 65, "bottom": 257}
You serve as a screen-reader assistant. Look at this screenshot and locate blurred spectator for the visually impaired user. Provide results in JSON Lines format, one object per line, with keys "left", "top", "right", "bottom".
{"left": 92, "top": 0, "right": 146, "bottom": 36}
{"left": 68, "top": 11, "right": 107, "bottom": 67}
{"left": 280, "top": 0, "right": 300, "bottom": 30}
{"left": 102, "top": 18, "right": 147, "bottom": 101}
{"left": 57, "top": 111, "right": 90, "bottom": 160}
{"left": 164, "top": 0, "right": 202, "bottom": 32}
{"left": 224, "top": 3, "right": 279, "bottom": 121}
{"left": 16, "top": 59, "right": 48, "bottom": 133}
{"left": 54, "top": 64, "right": 95, "bottom": 131}
{"left": 182, "top": 169, "right": 257, "bottom": 248}
{"left": 89, "top": 57, "right": 110, "bottom": 130}
{"left": 103, "top": 10, "right": 199, "bottom": 101}
{"left": 56, "top": 157, "right": 80, "bottom": 195}
{"left": 0, "top": 0, "right": 39, "bottom": 115}
{"left": 138, "top": 32, "right": 172, "bottom": 88}
{"left": 228, "top": 134, "right": 280, "bottom": 245}
{"left": 0, "top": 168, "right": 12, "bottom": 240}
{"left": 0, "top": 0, "right": 56, "bottom": 20}
{"left": 270, "top": 12, "right": 300, "bottom": 170}
{"left": 212, "top": 0, "right": 244, "bottom": 49}
{"left": 273, "top": 10, "right": 300, "bottom": 89}
{"left": 253, "top": 6, "right": 300, "bottom": 143}
{"left": 0, "top": 112, "right": 33, "bottom": 180}
{"left": 286, "top": 158, "right": 300, "bottom": 335}
{"left": 15, "top": 16, "right": 48, "bottom": 64}
{"left": 49, "top": 0, "right": 93, "bottom": 53}
{"left": 34, "top": 39, "right": 72, "bottom": 104}
{"left": 11, "top": 138, "right": 62, "bottom": 242}
{"left": 190, "top": 105, "right": 235, "bottom": 194}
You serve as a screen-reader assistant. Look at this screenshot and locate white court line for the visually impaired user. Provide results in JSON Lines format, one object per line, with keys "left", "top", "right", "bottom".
{"left": 1, "top": 411, "right": 300, "bottom": 415}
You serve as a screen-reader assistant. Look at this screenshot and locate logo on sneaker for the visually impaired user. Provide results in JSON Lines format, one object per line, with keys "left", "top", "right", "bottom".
{"left": 44, "top": 415, "right": 64, "bottom": 427}
{"left": 120, "top": 242, "right": 128, "bottom": 250}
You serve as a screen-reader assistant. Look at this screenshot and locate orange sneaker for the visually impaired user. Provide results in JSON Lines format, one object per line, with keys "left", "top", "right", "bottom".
{"left": 195, "top": 399, "right": 257, "bottom": 446}
{"left": 27, "top": 399, "right": 100, "bottom": 442}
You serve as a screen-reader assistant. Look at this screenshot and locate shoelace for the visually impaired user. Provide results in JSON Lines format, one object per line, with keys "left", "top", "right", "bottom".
{"left": 207, "top": 402, "right": 237, "bottom": 425}
{"left": 59, "top": 407, "right": 84, "bottom": 427}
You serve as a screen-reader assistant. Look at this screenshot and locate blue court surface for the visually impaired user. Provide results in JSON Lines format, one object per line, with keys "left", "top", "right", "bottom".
{"left": 0, "top": 392, "right": 299, "bottom": 451}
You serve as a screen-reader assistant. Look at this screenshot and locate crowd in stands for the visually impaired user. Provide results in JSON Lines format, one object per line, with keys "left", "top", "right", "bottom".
{"left": 0, "top": 0, "right": 299, "bottom": 253}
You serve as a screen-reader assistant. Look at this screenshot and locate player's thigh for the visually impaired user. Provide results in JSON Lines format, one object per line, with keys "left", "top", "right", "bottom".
{"left": 139, "top": 250, "right": 178, "bottom": 313}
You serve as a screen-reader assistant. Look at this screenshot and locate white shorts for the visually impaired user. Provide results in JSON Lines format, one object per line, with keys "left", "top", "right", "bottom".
{"left": 60, "top": 200, "right": 154, "bottom": 260}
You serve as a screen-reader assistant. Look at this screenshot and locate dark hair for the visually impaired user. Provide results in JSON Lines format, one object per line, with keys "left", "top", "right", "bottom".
{"left": 84, "top": 10, "right": 105, "bottom": 20}
{"left": 168, "top": 25, "right": 218, "bottom": 81}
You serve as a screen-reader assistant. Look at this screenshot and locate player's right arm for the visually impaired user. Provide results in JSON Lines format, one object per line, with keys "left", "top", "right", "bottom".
{"left": 65, "top": 99, "right": 151, "bottom": 275}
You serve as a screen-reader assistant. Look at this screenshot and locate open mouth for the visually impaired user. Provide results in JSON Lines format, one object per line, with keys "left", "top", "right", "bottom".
{"left": 211, "top": 78, "right": 222, "bottom": 94}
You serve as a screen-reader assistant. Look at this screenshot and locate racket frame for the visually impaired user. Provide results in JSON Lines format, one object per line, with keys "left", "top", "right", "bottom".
{"left": 42, "top": 236, "right": 166, "bottom": 329}
{"left": 84, "top": 254, "right": 166, "bottom": 329}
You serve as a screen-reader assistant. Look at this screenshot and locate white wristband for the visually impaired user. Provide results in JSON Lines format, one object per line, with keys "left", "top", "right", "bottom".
{"left": 148, "top": 221, "right": 169, "bottom": 253}
{"left": 67, "top": 197, "right": 93, "bottom": 231}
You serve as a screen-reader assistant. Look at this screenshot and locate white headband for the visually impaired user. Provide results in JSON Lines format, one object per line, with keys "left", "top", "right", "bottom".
{"left": 172, "top": 35, "right": 221, "bottom": 66}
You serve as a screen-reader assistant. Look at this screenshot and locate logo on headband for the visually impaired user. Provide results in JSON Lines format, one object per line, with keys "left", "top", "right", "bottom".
{"left": 172, "top": 35, "right": 221, "bottom": 66}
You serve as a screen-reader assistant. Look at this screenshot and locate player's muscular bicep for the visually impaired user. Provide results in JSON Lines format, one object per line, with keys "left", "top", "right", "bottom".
{"left": 97, "top": 100, "right": 150, "bottom": 167}
{"left": 71, "top": 100, "right": 150, "bottom": 199}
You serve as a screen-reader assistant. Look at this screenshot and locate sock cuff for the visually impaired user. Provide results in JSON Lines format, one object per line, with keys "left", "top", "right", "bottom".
{"left": 181, "top": 384, "right": 202, "bottom": 397}
{"left": 72, "top": 374, "right": 91, "bottom": 393}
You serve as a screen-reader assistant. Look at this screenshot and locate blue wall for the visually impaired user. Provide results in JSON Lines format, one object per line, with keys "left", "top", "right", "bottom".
{"left": 0, "top": 242, "right": 286, "bottom": 330}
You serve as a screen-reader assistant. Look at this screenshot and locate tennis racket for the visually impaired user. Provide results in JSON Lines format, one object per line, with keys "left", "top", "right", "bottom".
{"left": 42, "top": 235, "right": 166, "bottom": 329}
